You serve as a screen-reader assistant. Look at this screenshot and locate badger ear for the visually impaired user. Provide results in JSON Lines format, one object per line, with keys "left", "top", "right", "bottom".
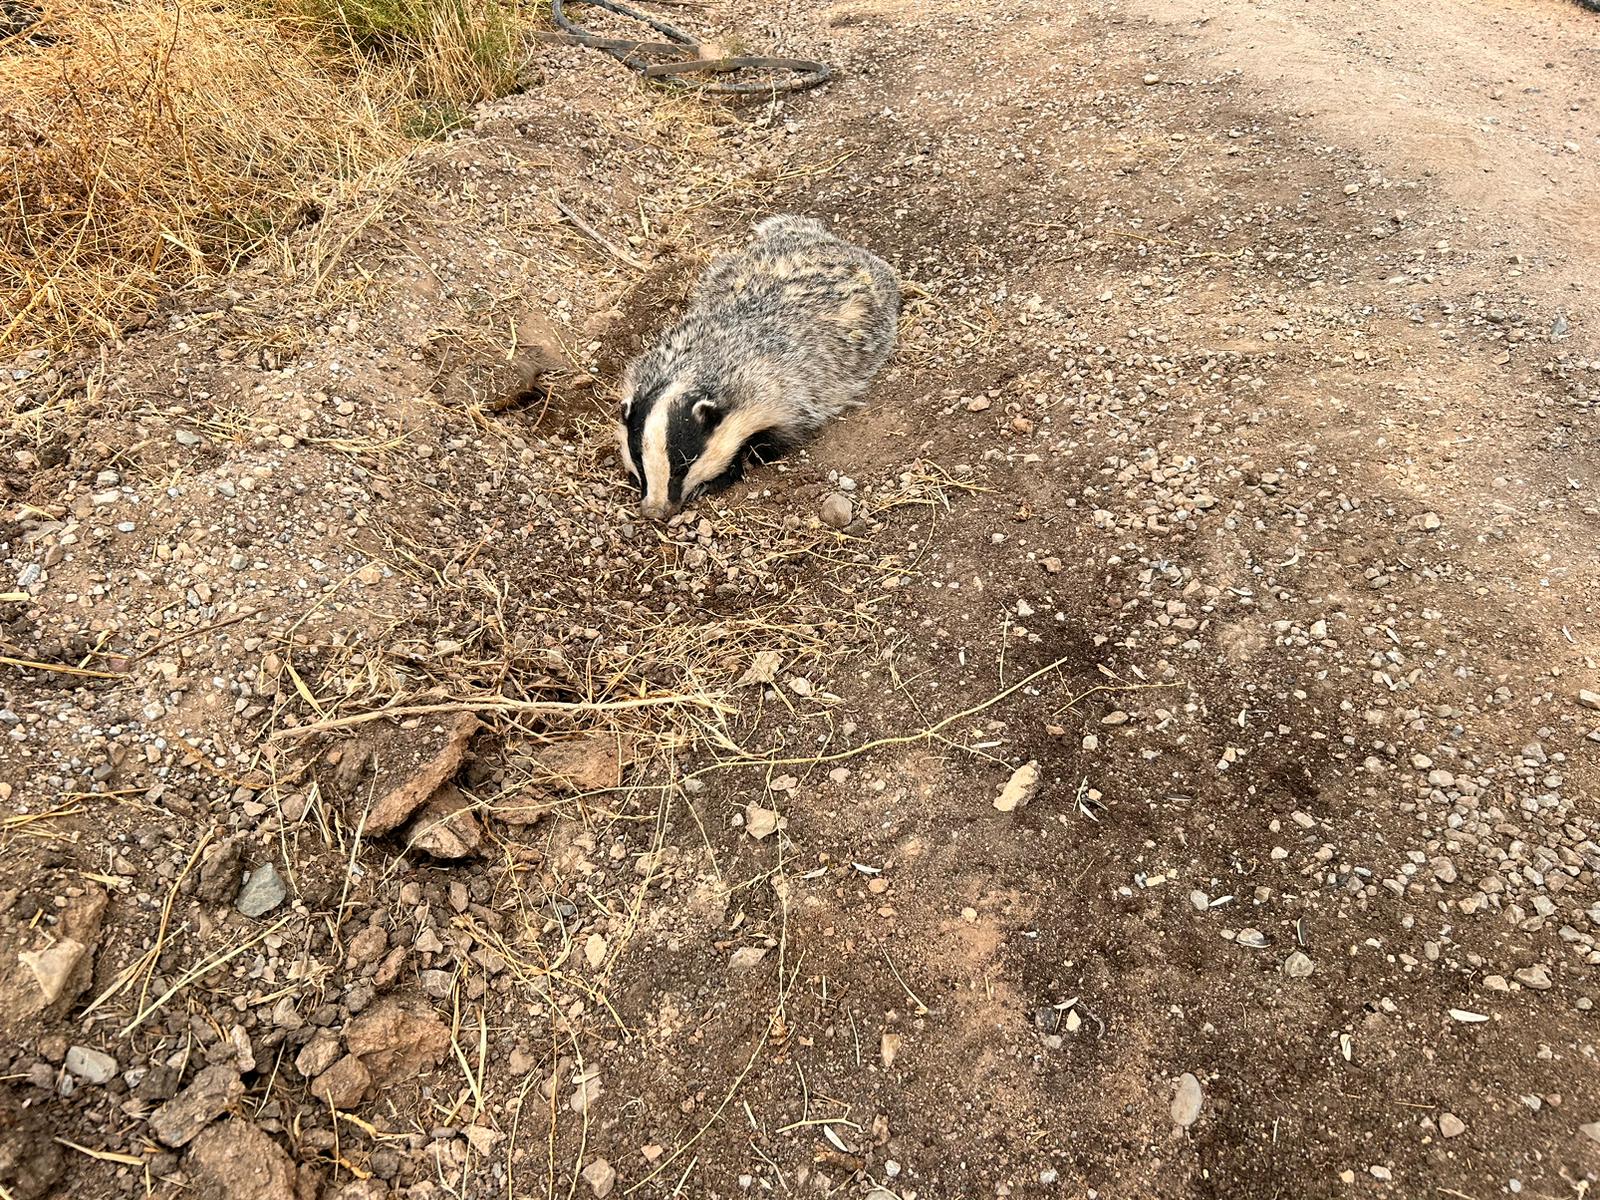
{"left": 692, "top": 397, "right": 724, "bottom": 430}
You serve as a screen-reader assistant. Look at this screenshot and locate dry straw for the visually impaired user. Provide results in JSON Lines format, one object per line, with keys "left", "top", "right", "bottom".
{"left": 0, "top": 0, "right": 529, "bottom": 355}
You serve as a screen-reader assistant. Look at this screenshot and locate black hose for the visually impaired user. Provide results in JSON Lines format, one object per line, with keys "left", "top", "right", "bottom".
{"left": 549, "top": 0, "right": 833, "bottom": 96}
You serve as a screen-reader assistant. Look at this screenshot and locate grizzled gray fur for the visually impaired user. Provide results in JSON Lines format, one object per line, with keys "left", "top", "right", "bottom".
{"left": 617, "top": 215, "right": 900, "bottom": 520}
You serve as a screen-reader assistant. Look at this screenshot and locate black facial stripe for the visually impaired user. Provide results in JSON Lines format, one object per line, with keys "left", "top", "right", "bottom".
{"left": 664, "top": 387, "right": 720, "bottom": 505}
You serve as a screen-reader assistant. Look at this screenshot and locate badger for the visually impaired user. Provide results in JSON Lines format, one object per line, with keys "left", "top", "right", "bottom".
{"left": 617, "top": 215, "right": 900, "bottom": 520}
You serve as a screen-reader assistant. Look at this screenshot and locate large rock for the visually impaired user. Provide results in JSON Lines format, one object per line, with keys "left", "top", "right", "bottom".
{"left": 149, "top": 1065, "right": 245, "bottom": 1147}
{"left": 363, "top": 713, "right": 479, "bottom": 835}
{"left": 185, "top": 1119, "right": 297, "bottom": 1200}
{"left": 343, "top": 998, "right": 449, "bottom": 1087}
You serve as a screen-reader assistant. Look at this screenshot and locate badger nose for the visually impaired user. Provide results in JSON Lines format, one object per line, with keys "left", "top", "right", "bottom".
{"left": 640, "top": 497, "right": 674, "bottom": 522}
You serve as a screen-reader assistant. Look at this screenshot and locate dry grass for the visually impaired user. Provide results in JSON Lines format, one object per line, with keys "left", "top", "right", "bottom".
{"left": 0, "top": 0, "right": 533, "bottom": 357}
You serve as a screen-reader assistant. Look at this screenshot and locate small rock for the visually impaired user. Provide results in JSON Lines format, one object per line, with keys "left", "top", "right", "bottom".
{"left": 1283, "top": 951, "right": 1315, "bottom": 979}
{"left": 235, "top": 863, "right": 286, "bottom": 918}
{"left": 197, "top": 839, "right": 245, "bottom": 904}
{"left": 1370, "top": 1165, "right": 1392, "bottom": 1181}
{"left": 585, "top": 934, "right": 607, "bottom": 969}
{"left": 406, "top": 787, "right": 484, "bottom": 859}
{"left": 993, "top": 761, "right": 1039, "bottom": 813}
{"left": 1235, "top": 928, "right": 1269, "bottom": 949}
{"left": 1411, "top": 512, "right": 1442, "bottom": 532}
{"left": 581, "top": 1158, "right": 616, "bottom": 1198}
{"left": 150, "top": 1065, "right": 245, "bottom": 1147}
{"left": 63, "top": 1046, "right": 117, "bottom": 1084}
{"left": 728, "top": 946, "right": 768, "bottom": 971}
{"left": 1579, "top": 690, "right": 1600, "bottom": 713}
{"left": 820, "top": 493, "right": 853, "bottom": 529}
{"left": 1142, "top": 72, "right": 1160, "bottom": 85}
{"left": 295, "top": 1033, "right": 342, "bottom": 1079}
{"left": 880, "top": 1031, "right": 902, "bottom": 1069}
{"left": 1580, "top": 1122, "right": 1600, "bottom": 1145}
{"left": 744, "top": 803, "right": 779, "bottom": 840}
{"left": 1515, "top": 964, "right": 1553, "bottom": 991}
{"left": 311, "top": 1055, "right": 372, "bottom": 1110}
{"left": 186, "top": 1119, "right": 297, "bottom": 1200}
{"left": 1439, "top": 1113, "right": 1466, "bottom": 1139}
{"left": 18, "top": 938, "right": 89, "bottom": 1005}
{"left": 175, "top": 429, "right": 203, "bottom": 447}
{"left": 1171, "top": 1073, "right": 1203, "bottom": 1127}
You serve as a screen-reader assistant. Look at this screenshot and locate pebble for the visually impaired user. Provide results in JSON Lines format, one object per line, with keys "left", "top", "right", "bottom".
{"left": 819, "top": 493, "right": 853, "bottom": 529}
{"left": 581, "top": 1158, "right": 616, "bottom": 1197}
{"left": 175, "top": 429, "right": 202, "bottom": 446}
{"left": 1171, "top": 1073, "right": 1204, "bottom": 1127}
{"left": 1283, "top": 951, "right": 1314, "bottom": 979}
{"left": 993, "top": 760, "right": 1039, "bottom": 812}
{"left": 1439, "top": 1113, "right": 1466, "bottom": 1139}
{"left": 744, "top": 803, "right": 779, "bottom": 840}
{"left": 728, "top": 946, "right": 769, "bottom": 971}
{"left": 64, "top": 1045, "right": 118, "bottom": 1084}
{"left": 235, "top": 863, "right": 287, "bottom": 917}
{"left": 1578, "top": 690, "right": 1600, "bottom": 712}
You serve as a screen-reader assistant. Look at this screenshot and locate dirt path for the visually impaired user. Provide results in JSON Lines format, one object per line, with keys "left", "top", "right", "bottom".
{"left": 3, "top": 2, "right": 1599, "bottom": 1199}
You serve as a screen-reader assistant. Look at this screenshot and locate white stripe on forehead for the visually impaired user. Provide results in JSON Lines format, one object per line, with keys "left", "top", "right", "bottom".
{"left": 641, "top": 377, "right": 685, "bottom": 508}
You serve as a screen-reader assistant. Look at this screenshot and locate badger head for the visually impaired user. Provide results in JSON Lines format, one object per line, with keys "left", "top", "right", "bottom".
{"left": 617, "top": 350, "right": 768, "bottom": 521}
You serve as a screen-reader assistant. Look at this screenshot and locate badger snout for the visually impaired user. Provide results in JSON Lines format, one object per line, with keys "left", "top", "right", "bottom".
{"left": 639, "top": 496, "right": 677, "bottom": 522}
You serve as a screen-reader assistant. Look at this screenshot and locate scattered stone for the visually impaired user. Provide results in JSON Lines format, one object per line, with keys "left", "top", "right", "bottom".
{"left": 185, "top": 1119, "right": 297, "bottom": 1200}
{"left": 1283, "top": 951, "right": 1315, "bottom": 979}
{"left": 149, "top": 1065, "right": 245, "bottom": 1147}
{"left": 581, "top": 1158, "right": 616, "bottom": 1198}
{"left": 197, "top": 839, "right": 245, "bottom": 904}
{"left": 1515, "top": 964, "right": 1553, "bottom": 991}
{"left": 820, "top": 493, "right": 853, "bottom": 529}
{"left": 344, "top": 998, "right": 450, "bottom": 1086}
{"left": 1235, "top": 928, "right": 1269, "bottom": 949}
{"left": 311, "top": 1055, "right": 372, "bottom": 1110}
{"left": 406, "top": 787, "right": 484, "bottom": 859}
{"left": 1580, "top": 1122, "right": 1600, "bottom": 1146}
{"left": 1411, "top": 512, "right": 1442, "bottom": 532}
{"left": 585, "top": 934, "right": 608, "bottom": 969}
{"left": 993, "top": 761, "right": 1039, "bottom": 813}
{"left": 1578, "top": 690, "right": 1600, "bottom": 713}
{"left": 18, "top": 939, "right": 90, "bottom": 1006}
{"left": 63, "top": 1045, "right": 117, "bottom": 1084}
{"left": 728, "top": 946, "right": 768, "bottom": 971}
{"left": 744, "top": 803, "right": 779, "bottom": 840}
{"left": 1439, "top": 1113, "right": 1466, "bottom": 1139}
{"left": 1171, "top": 1073, "right": 1204, "bottom": 1128}
{"left": 235, "top": 863, "right": 287, "bottom": 918}
{"left": 880, "top": 1031, "right": 902, "bottom": 1069}
{"left": 363, "top": 712, "right": 479, "bottom": 835}
{"left": 295, "top": 1032, "right": 342, "bottom": 1079}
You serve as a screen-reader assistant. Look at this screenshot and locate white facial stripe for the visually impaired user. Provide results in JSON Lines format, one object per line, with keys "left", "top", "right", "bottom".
{"left": 681, "top": 408, "right": 766, "bottom": 498}
{"left": 616, "top": 422, "right": 637, "bottom": 479}
{"left": 641, "top": 383, "right": 677, "bottom": 507}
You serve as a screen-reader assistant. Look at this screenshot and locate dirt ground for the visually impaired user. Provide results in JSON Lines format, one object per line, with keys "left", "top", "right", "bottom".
{"left": 3, "top": 1, "right": 1600, "bottom": 1198}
